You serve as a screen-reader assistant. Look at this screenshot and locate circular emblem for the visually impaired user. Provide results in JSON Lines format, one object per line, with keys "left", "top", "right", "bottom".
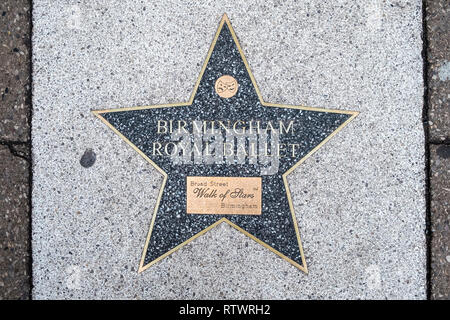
{"left": 214, "top": 75, "right": 238, "bottom": 98}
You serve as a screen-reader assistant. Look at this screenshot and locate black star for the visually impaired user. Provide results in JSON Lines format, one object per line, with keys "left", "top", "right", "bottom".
{"left": 93, "top": 14, "right": 358, "bottom": 273}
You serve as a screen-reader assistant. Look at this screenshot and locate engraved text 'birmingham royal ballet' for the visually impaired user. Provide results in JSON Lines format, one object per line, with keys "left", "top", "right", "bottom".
{"left": 153, "top": 120, "right": 300, "bottom": 175}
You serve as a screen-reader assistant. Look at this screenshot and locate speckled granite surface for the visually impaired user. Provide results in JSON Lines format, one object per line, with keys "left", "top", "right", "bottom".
{"left": 32, "top": 0, "right": 426, "bottom": 299}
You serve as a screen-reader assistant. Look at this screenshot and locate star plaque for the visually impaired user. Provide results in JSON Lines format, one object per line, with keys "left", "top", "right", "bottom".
{"left": 93, "top": 14, "right": 358, "bottom": 273}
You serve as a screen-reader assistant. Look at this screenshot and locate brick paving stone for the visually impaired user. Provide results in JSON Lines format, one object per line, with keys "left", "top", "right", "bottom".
{"left": 0, "top": 0, "right": 31, "bottom": 142}
{"left": 426, "top": 0, "right": 450, "bottom": 142}
{"left": 0, "top": 145, "right": 30, "bottom": 300}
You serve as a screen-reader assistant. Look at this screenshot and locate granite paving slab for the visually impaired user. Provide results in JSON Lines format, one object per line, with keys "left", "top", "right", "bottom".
{"left": 32, "top": 0, "right": 426, "bottom": 299}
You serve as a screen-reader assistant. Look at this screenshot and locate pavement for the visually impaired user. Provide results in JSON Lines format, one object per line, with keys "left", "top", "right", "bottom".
{"left": 0, "top": 0, "right": 31, "bottom": 300}
{"left": 430, "top": 144, "right": 450, "bottom": 299}
{"left": 0, "top": 0, "right": 448, "bottom": 299}
{"left": 0, "top": 145, "right": 30, "bottom": 299}
{"left": 426, "top": 0, "right": 450, "bottom": 300}
{"left": 426, "top": 0, "right": 450, "bottom": 143}
{"left": 30, "top": 0, "right": 425, "bottom": 299}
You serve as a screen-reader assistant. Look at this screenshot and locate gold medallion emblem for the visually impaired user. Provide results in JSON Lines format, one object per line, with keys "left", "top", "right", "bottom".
{"left": 214, "top": 75, "right": 238, "bottom": 98}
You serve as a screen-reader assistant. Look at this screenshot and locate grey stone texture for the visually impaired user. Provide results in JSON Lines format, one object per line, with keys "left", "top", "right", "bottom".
{"left": 0, "top": 0, "right": 31, "bottom": 142}
{"left": 0, "top": 145, "right": 30, "bottom": 300}
{"left": 426, "top": 0, "right": 450, "bottom": 300}
{"left": 430, "top": 145, "right": 450, "bottom": 300}
{"left": 0, "top": 0, "right": 31, "bottom": 300}
{"left": 32, "top": 0, "right": 426, "bottom": 299}
{"left": 426, "top": 0, "right": 450, "bottom": 142}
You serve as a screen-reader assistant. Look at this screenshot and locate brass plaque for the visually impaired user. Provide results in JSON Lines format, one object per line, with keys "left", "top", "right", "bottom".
{"left": 186, "top": 176, "right": 261, "bottom": 215}
{"left": 214, "top": 75, "right": 238, "bottom": 98}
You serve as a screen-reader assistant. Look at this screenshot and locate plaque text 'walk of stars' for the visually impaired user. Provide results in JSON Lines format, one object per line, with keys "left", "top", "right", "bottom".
{"left": 93, "top": 14, "right": 358, "bottom": 273}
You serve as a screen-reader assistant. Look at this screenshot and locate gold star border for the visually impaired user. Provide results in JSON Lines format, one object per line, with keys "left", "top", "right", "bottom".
{"left": 92, "top": 14, "right": 359, "bottom": 274}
